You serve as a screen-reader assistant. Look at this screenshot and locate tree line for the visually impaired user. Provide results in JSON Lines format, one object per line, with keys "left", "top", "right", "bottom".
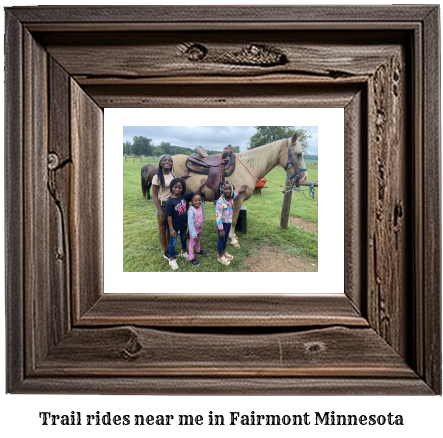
{"left": 123, "top": 127, "right": 313, "bottom": 157}
{"left": 123, "top": 137, "right": 240, "bottom": 157}
{"left": 247, "top": 126, "right": 312, "bottom": 153}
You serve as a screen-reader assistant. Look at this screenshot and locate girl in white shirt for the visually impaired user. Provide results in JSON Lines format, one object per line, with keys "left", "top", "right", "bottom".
{"left": 152, "top": 154, "right": 176, "bottom": 260}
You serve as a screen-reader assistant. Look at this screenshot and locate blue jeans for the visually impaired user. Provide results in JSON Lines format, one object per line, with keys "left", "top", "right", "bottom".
{"left": 169, "top": 229, "right": 186, "bottom": 258}
{"left": 217, "top": 222, "right": 231, "bottom": 253}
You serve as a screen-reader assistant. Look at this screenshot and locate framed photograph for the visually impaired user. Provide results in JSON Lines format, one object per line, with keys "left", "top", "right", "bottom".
{"left": 5, "top": 5, "right": 440, "bottom": 394}
{"left": 107, "top": 108, "right": 341, "bottom": 291}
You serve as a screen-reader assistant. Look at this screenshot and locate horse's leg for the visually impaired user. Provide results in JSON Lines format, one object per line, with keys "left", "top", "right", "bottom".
{"left": 229, "top": 200, "right": 243, "bottom": 247}
{"left": 141, "top": 175, "right": 146, "bottom": 199}
{"left": 228, "top": 226, "right": 239, "bottom": 247}
{"left": 146, "top": 182, "right": 152, "bottom": 200}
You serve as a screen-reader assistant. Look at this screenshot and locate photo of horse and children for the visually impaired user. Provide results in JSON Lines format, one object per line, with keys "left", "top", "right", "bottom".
{"left": 123, "top": 126, "right": 318, "bottom": 272}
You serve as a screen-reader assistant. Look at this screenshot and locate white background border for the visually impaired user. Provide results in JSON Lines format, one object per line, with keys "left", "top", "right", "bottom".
{"left": 105, "top": 108, "right": 344, "bottom": 294}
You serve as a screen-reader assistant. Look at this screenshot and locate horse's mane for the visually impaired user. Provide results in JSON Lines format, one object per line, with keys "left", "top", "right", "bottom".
{"left": 237, "top": 139, "right": 283, "bottom": 177}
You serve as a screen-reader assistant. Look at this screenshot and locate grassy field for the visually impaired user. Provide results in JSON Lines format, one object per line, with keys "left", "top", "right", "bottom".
{"left": 123, "top": 158, "right": 318, "bottom": 272}
{"left": 304, "top": 158, "right": 318, "bottom": 165}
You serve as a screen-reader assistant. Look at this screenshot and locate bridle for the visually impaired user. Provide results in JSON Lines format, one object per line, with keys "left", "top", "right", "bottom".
{"left": 283, "top": 138, "right": 307, "bottom": 182}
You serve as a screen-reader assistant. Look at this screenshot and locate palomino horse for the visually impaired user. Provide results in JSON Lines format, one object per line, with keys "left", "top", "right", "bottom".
{"left": 171, "top": 132, "right": 307, "bottom": 247}
{"left": 141, "top": 163, "right": 158, "bottom": 200}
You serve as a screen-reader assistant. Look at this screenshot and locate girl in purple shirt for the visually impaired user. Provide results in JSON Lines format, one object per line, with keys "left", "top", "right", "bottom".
{"left": 187, "top": 193, "right": 208, "bottom": 267}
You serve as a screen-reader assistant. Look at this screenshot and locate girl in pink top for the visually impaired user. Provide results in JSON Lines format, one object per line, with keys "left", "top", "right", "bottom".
{"left": 187, "top": 193, "right": 207, "bottom": 266}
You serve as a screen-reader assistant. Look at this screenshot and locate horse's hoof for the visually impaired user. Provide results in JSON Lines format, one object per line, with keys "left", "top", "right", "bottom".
{"left": 231, "top": 242, "right": 240, "bottom": 248}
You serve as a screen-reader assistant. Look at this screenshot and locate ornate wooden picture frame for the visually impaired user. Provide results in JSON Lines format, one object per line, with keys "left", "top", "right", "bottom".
{"left": 5, "top": 6, "right": 441, "bottom": 394}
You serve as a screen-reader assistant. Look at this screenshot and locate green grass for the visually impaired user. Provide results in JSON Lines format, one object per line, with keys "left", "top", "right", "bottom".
{"left": 304, "top": 158, "right": 318, "bottom": 165}
{"left": 123, "top": 158, "right": 318, "bottom": 272}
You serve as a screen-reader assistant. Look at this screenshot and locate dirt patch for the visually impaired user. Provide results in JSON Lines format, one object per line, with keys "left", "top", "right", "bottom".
{"left": 243, "top": 244, "right": 317, "bottom": 272}
{"left": 288, "top": 217, "right": 318, "bottom": 234}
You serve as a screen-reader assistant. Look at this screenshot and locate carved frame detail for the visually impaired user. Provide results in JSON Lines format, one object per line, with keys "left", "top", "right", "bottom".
{"left": 5, "top": 5, "right": 441, "bottom": 394}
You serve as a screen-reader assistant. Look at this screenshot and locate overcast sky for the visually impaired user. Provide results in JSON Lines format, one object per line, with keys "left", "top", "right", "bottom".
{"left": 123, "top": 126, "right": 318, "bottom": 155}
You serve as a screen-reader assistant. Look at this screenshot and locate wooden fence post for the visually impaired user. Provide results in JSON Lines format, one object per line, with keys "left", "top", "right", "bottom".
{"left": 280, "top": 175, "right": 292, "bottom": 229}
{"left": 280, "top": 180, "right": 318, "bottom": 229}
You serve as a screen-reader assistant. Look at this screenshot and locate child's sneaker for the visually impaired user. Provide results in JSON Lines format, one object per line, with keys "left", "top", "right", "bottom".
{"left": 196, "top": 249, "right": 208, "bottom": 255}
{"left": 217, "top": 255, "right": 230, "bottom": 265}
{"left": 224, "top": 252, "right": 234, "bottom": 260}
{"left": 180, "top": 252, "right": 190, "bottom": 260}
{"left": 164, "top": 250, "right": 179, "bottom": 260}
{"left": 189, "top": 258, "right": 200, "bottom": 266}
{"left": 169, "top": 259, "right": 179, "bottom": 270}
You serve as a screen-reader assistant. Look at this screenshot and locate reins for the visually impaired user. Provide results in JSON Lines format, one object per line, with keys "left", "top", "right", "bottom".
{"left": 293, "top": 181, "right": 318, "bottom": 199}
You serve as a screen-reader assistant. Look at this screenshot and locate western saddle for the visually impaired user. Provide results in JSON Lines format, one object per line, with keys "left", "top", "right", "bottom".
{"left": 185, "top": 147, "right": 236, "bottom": 193}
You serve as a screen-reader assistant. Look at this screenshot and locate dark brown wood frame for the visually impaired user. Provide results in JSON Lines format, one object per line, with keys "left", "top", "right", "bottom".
{"left": 5, "top": 6, "right": 441, "bottom": 395}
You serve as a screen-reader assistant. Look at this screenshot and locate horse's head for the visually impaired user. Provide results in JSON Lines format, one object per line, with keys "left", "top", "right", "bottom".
{"left": 280, "top": 132, "right": 308, "bottom": 186}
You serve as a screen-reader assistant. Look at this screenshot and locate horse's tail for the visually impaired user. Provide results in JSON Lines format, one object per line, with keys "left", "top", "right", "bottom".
{"left": 141, "top": 169, "right": 147, "bottom": 199}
